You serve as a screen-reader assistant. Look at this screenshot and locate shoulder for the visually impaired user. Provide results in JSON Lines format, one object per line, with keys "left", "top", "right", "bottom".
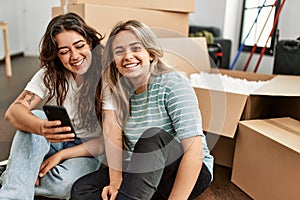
{"left": 25, "top": 67, "right": 48, "bottom": 98}
{"left": 161, "top": 71, "right": 188, "bottom": 80}
{"left": 34, "top": 67, "right": 47, "bottom": 77}
{"left": 150, "top": 72, "right": 196, "bottom": 102}
{"left": 28, "top": 67, "right": 47, "bottom": 83}
{"left": 155, "top": 71, "right": 192, "bottom": 89}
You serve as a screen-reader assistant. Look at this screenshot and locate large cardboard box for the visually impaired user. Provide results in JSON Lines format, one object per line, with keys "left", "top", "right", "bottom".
{"left": 67, "top": 0, "right": 195, "bottom": 13}
{"left": 158, "top": 37, "right": 300, "bottom": 167}
{"left": 231, "top": 117, "right": 300, "bottom": 200}
{"left": 52, "top": 4, "right": 190, "bottom": 40}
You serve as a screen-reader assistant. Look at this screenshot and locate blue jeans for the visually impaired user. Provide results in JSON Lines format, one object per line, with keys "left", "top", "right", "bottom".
{"left": 71, "top": 127, "right": 212, "bottom": 200}
{"left": 0, "top": 110, "right": 100, "bottom": 200}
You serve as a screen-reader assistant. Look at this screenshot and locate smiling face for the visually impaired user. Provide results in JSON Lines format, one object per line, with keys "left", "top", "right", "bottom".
{"left": 55, "top": 30, "right": 92, "bottom": 77}
{"left": 112, "top": 30, "right": 153, "bottom": 88}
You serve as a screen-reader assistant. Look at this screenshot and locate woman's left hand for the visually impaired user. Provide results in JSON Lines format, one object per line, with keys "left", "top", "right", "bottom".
{"left": 35, "top": 151, "right": 63, "bottom": 186}
{"left": 102, "top": 185, "right": 119, "bottom": 200}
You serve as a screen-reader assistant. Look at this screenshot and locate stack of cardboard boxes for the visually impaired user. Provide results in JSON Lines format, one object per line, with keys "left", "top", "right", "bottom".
{"left": 52, "top": 0, "right": 195, "bottom": 42}
{"left": 158, "top": 37, "right": 300, "bottom": 200}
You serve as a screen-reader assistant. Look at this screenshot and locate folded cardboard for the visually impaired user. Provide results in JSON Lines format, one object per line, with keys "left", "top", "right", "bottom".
{"left": 67, "top": 0, "right": 195, "bottom": 13}
{"left": 158, "top": 37, "right": 300, "bottom": 167}
{"left": 52, "top": 4, "right": 190, "bottom": 41}
{"left": 231, "top": 117, "right": 300, "bottom": 200}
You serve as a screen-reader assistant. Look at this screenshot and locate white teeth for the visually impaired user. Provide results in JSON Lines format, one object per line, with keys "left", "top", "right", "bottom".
{"left": 125, "top": 63, "right": 138, "bottom": 68}
{"left": 73, "top": 59, "right": 84, "bottom": 66}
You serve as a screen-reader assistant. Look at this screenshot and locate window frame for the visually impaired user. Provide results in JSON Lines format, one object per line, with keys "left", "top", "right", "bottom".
{"left": 239, "top": 0, "right": 281, "bottom": 56}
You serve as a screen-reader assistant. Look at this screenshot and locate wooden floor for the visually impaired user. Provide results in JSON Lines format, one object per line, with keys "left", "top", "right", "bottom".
{"left": 0, "top": 56, "right": 252, "bottom": 200}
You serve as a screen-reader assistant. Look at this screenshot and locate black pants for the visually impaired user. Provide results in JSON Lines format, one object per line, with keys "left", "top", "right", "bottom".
{"left": 71, "top": 128, "right": 211, "bottom": 200}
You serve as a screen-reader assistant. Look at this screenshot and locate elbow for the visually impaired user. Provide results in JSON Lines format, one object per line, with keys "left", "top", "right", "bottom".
{"left": 199, "top": 148, "right": 205, "bottom": 162}
{"left": 4, "top": 108, "right": 12, "bottom": 122}
{"left": 4, "top": 105, "right": 17, "bottom": 125}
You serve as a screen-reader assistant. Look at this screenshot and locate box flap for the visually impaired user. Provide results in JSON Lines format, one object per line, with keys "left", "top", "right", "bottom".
{"left": 158, "top": 37, "right": 211, "bottom": 75}
{"left": 211, "top": 68, "right": 274, "bottom": 81}
{"left": 195, "top": 88, "right": 248, "bottom": 138}
{"left": 252, "top": 75, "right": 300, "bottom": 96}
{"left": 239, "top": 117, "right": 300, "bottom": 153}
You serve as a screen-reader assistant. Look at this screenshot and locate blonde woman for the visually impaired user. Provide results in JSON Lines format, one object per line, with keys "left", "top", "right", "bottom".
{"left": 71, "top": 20, "right": 214, "bottom": 200}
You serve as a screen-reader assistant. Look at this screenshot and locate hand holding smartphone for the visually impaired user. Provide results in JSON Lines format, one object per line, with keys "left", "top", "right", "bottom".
{"left": 43, "top": 105, "right": 77, "bottom": 137}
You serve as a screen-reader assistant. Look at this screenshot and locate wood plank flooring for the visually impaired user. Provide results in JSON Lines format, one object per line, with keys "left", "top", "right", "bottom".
{"left": 0, "top": 56, "right": 252, "bottom": 200}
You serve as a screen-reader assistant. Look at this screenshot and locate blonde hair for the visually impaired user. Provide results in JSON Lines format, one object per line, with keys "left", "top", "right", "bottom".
{"left": 101, "top": 20, "right": 173, "bottom": 129}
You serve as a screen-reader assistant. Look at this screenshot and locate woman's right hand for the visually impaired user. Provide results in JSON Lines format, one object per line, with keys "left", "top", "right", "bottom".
{"left": 39, "top": 119, "right": 75, "bottom": 142}
{"left": 35, "top": 150, "right": 64, "bottom": 186}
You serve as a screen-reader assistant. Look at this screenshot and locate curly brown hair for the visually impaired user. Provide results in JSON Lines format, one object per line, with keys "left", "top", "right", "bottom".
{"left": 39, "top": 12, "right": 104, "bottom": 132}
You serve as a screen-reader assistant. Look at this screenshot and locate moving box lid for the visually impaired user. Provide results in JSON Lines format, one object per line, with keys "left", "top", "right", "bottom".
{"left": 239, "top": 117, "right": 300, "bottom": 153}
{"left": 252, "top": 75, "right": 300, "bottom": 96}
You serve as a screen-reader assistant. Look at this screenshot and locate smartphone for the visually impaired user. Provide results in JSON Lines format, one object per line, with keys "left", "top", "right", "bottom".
{"left": 42, "top": 105, "right": 76, "bottom": 137}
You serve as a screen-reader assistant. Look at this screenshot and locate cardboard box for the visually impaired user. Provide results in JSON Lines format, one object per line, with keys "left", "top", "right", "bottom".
{"left": 52, "top": 7, "right": 65, "bottom": 17}
{"left": 67, "top": 0, "right": 195, "bottom": 13}
{"left": 52, "top": 4, "right": 190, "bottom": 40}
{"left": 231, "top": 117, "right": 300, "bottom": 200}
{"left": 158, "top": 37, "right": 300, "bottom": 167}
{"left": 60, "top": 0, "right": 67, "bottom": 6}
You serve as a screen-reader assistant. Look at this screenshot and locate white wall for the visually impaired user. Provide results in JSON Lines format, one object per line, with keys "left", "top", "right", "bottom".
{"left": 0, "top": 0, "right": 23, "bottom": 57}
{"left": 189, "top": 0, "right": 226, "bottom": 35}
{"left": 1, "top": 0, "right": 300, "bottom": 74}
{"left": 0, "top": 0, "right": 60, "bottom": 57}
{"left": 22, "top": 0, "right": 61, "bottom": 56}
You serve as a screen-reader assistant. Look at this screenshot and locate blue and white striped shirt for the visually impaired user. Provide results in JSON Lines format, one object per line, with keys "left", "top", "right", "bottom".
{"left": 125, "top": 71, "right": 214, "bottom": 178}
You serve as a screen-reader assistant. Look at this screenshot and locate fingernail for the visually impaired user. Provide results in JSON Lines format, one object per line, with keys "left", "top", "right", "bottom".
{"left": 39, "top": 173, "right": 43, "bottom": 177}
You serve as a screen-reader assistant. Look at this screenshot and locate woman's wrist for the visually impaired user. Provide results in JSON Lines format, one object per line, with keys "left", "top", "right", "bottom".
{"left": 110, "top": 177, "right": 122, "bottom": 189}
{"left": 39, "top": 119, "right": 46, "bottom": 135}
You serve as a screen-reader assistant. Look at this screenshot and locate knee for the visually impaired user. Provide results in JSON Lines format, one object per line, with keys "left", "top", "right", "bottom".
{"left": 134, "top": 128, "right": 174, "bottom": 153}
{"left": 70, "top": 179, "right": 82, "bottom": 200}
{"left": 140, "top": 127, "right": 169, "bottom": 142}
{"left": 142, "top": 127, "right": 164, "bottom": 136}
{"left": 13, "top": 128, "right": 47, "bottom": 146}
{"left": 70, "top": 180, "right": 102, "bottom": 200}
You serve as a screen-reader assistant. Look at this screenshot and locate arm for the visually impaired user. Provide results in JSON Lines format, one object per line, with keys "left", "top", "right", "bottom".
{"left": 52, "top": 136, "right": 105, "bottom": 160}
{"left": 164, "top": 73, "right": 205, "bottom": 199}
{"left": 38, "top": 136, "right": 104, "bottom": 175}
{"left": 5, "top": 90, "right": 75, "bottom": 142}
{"left": 38, "top": 110, "right": 123, "bottom": 193}
{"left": 101, "top": 110, "right": 123, "bottom": 200}
{"left": 168, "top": 136, "right": 204, "bottom": 200}
{"left": 5, "top": 90, "right": 44, "bottom": 133}
{"left": 36, "top": 136, "right": 105, "bottom": 186}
